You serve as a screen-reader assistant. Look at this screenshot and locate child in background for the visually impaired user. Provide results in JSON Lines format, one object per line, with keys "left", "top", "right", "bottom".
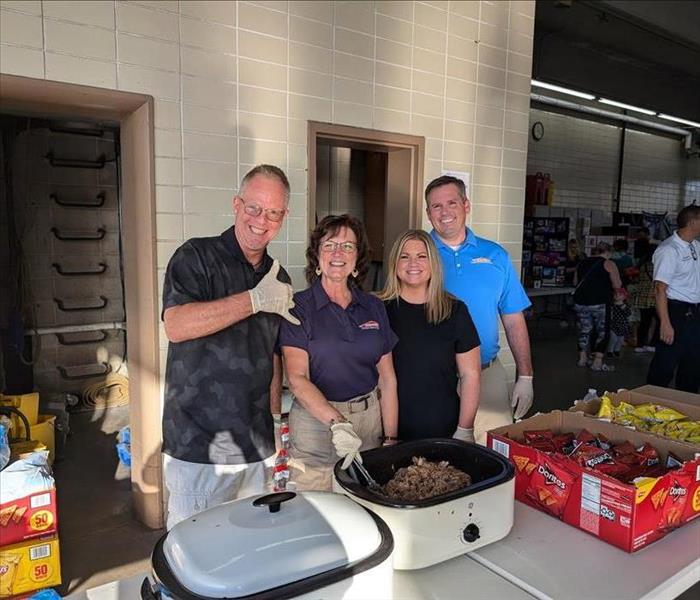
{"left": 607, "top": 288, "right": 631, "bottom": 358}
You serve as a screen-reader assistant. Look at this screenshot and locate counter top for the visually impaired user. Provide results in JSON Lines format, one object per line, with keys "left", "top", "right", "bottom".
{"left": 526, "top": 286, "right": 575, "bottom": 297}
{"left": 70, "top": 501, "right": 699, "bottom": 600}
{"left": 469, "top": 502, "right": 700, "bottom": 600}
{"left": 70, "top": 554, "right": 535, "bottom": 600}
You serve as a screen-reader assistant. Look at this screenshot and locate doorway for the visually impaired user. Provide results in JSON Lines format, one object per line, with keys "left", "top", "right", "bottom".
{"left": 0, "top": 73, "right": 161, "bottom": 528}
{"left": 308, "top": 122, "right": 425, "bottom": 290}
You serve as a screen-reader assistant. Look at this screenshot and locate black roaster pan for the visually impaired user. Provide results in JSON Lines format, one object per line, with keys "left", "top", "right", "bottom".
{"left": 334, "top": 438, "right": 515, "bottom": 508}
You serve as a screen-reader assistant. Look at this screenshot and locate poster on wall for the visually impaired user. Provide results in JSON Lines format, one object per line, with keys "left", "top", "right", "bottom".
{"left": 441, "top": 170, "right": 470, "bottom": 200}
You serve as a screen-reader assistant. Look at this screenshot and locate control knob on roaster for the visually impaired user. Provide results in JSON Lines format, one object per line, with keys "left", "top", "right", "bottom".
{"left": 462, "top": 523, "right": 480, "bottom": 543}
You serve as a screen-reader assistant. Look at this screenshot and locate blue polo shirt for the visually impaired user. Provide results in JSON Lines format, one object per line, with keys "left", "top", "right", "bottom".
{"left": 279, "top": 279, "right": 397, "bottom": 402}
{"left": 431, "top": 228, "right": 531, "bottom": 363}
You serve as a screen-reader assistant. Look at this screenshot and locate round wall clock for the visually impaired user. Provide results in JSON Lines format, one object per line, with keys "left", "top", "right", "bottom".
{"left": 532, "top": 121, "right": 544, "bottom": 141}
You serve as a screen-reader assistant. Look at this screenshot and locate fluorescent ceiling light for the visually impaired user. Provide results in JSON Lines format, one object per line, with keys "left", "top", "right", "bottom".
{"left": 658, "top": 114, "right": 700, "bottom": 128}
{"left": 598, "top": 98, "right": 655, "bottom": 115}
{"left": 531, "top": 80, "right": 595, "bottom": 100}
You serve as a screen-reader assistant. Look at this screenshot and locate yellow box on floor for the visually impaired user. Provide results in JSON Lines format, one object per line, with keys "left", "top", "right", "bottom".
{"left": 0, "top": 535, "right": 61, "bottom": 597}
{"left": 0, "top": 393, "right": 40, "bottom": 437}
{"left": 9, "top": 440, "right": 48, "bottom": 462}
{"left": 9, "top": 416, "right": 56, "bottom": 465}
{"left": 29, "top": 416, "right": 56, "bottom": 465}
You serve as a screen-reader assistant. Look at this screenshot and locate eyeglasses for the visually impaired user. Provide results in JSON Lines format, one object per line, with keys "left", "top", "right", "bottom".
{"left": 320, "top": 240, "right": 358, "bottom": 253}
{"left": 237, "top": 197, "right": 287, "bottom": 222}
{"left": 691, "top": 244, "right": 697, "bottom": 261}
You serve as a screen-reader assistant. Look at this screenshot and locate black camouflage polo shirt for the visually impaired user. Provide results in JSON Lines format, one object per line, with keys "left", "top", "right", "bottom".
{"left": 161, "top": 226, "right": 290, "bottom": 465}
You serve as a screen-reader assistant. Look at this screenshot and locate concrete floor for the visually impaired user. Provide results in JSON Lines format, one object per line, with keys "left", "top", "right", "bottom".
{"left": 54, "top": 321, "right": 682, "bottom": 597}
{"left": 54, "top": 405, "right": 163, "bottom": 597}
{"left": 527, "top": 317, "right": 653, "bottom": 416}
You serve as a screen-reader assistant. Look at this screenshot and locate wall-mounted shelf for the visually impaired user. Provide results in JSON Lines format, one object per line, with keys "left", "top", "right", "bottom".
{"left": 53, "top": 296, "right": 108, "bottom": 312}
{"left": 57, "top": 362, "right": 111, "bottom": 380}
{"left": 45, "top": 152, "right": 106, "bottom": 169}
{"left": 52, "top": 262, "right": 107, "bottom": 276}
{"left": 51, "top": 227, "right": 106, "bottom": 241}
{"left": 51, "top": 192, "right": 106, "bottom": 208}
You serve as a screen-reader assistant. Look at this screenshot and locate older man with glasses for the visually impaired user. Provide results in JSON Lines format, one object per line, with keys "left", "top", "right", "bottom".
{"left": 647, "top": 204, "right": 700, "bottom": 393}
{"left": 160, "top": 164, "right": 299, "bottom": 529}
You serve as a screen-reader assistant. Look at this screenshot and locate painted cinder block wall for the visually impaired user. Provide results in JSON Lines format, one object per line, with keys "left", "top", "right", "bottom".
{"left": 0, "top": 0, "right": 535, "bottom": 378}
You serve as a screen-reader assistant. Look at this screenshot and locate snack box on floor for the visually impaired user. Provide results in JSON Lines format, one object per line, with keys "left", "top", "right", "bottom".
{"left": 0, "top": 534, "right": 61, "bottom": 597}
{"left": 487, "top": 410, "right": 700, "bottom": 552}
{"left": 0, "top": 488, "right": 58, "bottom": 548}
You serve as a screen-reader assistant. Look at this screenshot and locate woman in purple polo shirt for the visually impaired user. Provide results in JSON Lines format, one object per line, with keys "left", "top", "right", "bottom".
{"left": 279, "top": 214, "right": 399, "bottom": 491}
{"left": 379, "top": 230, "right": 481, "bottom": 442}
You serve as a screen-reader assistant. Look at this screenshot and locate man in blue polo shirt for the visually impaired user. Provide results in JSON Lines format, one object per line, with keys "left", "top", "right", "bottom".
{"left": 426, "top": 175, "right": 534, "bottom": 444}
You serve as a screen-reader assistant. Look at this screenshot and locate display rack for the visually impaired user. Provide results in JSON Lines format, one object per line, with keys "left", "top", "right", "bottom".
{"left": 523, "top": 216, "right": 569, "bottom": 288}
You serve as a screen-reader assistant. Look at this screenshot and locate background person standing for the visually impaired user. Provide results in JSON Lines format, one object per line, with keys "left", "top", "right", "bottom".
{"left": 425, "top": 175, "right": 533, "bottom": 445}
{"left": 647, "top": 205, "right": 700, "bottom": 393}
{"left": 572, "top": 242, "right": 622, "bottom": 371}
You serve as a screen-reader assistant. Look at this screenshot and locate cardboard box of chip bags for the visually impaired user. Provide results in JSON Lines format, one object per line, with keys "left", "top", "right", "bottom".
{"left": 0, "top": 487, "right": 58, "bottom": 547}
{"left": 0, "top": 452, "right": 58, "bottom": 547}
{"left": 0, "top": 534, "right": 61, "bottom": 597}
{"left": 569, "top": 385, "right": 700, "bottom": 447}
{"left": 487, "top": 410, "right": 700, "bottom": 552}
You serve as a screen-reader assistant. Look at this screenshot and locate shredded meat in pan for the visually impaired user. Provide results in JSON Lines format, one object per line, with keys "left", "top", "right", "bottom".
{"left": 382, "top": 456, "right": 472, "bottom": 501}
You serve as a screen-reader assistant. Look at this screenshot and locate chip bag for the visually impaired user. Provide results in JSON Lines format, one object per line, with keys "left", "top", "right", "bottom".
{"left": 525, "top": 455, "right": 578, "bottom": 519}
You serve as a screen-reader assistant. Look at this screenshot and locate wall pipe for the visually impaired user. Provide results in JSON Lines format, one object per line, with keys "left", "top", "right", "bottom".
{"left": 615, "top": 122, "right": 626, "bottom": 214}
{"left": 25, "top": 322, "right": 126, "bottom": 336}
{"left": 530, "top": 93, "right": 694, "bottom": 153}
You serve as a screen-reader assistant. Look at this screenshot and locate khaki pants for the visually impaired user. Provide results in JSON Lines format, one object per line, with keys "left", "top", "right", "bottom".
{"left": 473, "top": 359, "right": 513, "bottom": 445}
{"left": 289, "top": 389, "right": 382, "bottom": 491}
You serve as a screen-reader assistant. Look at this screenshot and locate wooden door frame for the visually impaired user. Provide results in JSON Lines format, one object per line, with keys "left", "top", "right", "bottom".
{"left": 0, "top": 74, "right": 163, "bottom": 529}
{"left": 307, "top": 121, "right": 425, "bottom": 232}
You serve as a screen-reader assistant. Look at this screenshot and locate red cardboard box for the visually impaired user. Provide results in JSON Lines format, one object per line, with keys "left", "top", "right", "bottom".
{"left": 488, "top": 411, "right": 700, "bottom": 552}
{"left": 0, "top": 488, "right": 58, "bottom": 547}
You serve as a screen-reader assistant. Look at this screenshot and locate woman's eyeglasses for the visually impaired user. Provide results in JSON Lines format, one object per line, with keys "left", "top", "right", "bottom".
{"left": 238, "top": 197, "right": 287, "bottom": 222}
{"left": 320, "top": 241, "right": 358, "bottom": 253}
{"left": 691, "top": 243, "right": 698, "bottom": 261}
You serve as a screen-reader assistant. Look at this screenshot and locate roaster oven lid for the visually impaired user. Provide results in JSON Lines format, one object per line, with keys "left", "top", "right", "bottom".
{"left": 151, "top": 491, "right": 393, "bottom": 599}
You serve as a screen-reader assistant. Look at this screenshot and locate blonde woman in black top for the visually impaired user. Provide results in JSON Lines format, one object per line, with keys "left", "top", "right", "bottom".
{"left": 378, "top": 230, "right": 481, "bottom": 442}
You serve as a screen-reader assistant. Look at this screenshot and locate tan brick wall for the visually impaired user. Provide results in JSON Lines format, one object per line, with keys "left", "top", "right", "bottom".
{"left": 1, "top": 0, "right": 535, "bottom": 377}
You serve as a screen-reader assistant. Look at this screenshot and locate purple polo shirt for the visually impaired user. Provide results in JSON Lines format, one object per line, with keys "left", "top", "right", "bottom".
{"left": 279, "top": 280, "right": 398, "bottom": 402}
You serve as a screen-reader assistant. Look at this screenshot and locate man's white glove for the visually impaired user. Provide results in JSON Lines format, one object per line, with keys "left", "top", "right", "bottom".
{"left": 249, "top": 260, "right": 300, "bottom": 325}
{"left": 511, "top": 375, "right": 534, "bottom": 420}
{"left": 453, "top": 426, "right": 475, "bottom": 443}
{"left": 330, "top": 421, "right": 363, "bottom": 470}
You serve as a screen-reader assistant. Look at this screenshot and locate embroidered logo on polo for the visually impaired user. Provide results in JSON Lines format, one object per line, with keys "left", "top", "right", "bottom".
{"left": 471, "top": 257, "right": 493, "bottom": 264}
{"left": 359, "top": 320, "right": 380, "bottom": 330}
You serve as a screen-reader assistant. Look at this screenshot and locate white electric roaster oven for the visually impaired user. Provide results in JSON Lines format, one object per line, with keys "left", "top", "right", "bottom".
{"left": 141, "top": 439, "right": 514, "bottom": 599}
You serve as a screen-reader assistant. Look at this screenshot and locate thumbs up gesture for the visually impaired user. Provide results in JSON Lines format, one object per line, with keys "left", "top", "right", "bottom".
{"left": 249, "top": 260, "right": 300, "bottom": 325}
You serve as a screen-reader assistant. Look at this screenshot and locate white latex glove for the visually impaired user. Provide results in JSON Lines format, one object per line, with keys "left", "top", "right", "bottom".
{"left": 453, "top": 426, "right": 475, "bottom": 443}
{"left": 249, "top": 260, "right": 300, "bottom": 325}
{"left": 511, "top": 375, "right": 534, "bottom": 420}
{"left": 330, "top": 421, "right": 363, "bottom": 470}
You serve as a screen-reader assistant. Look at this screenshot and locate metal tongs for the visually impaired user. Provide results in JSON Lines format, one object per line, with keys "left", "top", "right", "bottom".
{"left": 352, "top": 457, "right": 382, "bottom": 493}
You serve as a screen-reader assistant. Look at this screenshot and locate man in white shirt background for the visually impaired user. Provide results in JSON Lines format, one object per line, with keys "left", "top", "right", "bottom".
{"left": 647, "top": 204, "right": 700, "bottom": 393}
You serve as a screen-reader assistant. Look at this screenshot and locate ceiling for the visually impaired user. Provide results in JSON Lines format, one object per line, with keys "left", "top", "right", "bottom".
{"left": 533, "top": 0, "right": 700, "bottom": 121}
